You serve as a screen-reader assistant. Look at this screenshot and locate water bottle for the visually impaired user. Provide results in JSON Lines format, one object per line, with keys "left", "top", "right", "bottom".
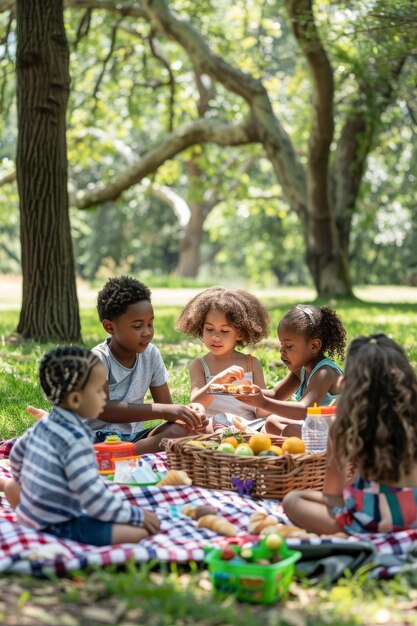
{"left": 301, "top": 404, "right": 329, "bottom": 452}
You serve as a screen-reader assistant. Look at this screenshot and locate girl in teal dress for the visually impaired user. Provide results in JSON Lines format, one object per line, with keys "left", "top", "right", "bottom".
{"left": 237, "top": 304, "right": 346, "bottom": 436}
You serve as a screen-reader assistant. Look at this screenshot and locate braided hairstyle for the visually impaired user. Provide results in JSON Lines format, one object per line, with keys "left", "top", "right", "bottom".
{"left": 176, "top": 287, "right": 270, "bottom": 347}
{"left": 39, "top": 346, "right": 100, "bottom": 406}
{"left": 97, "top": 275, "right": 151, "bottom": 321}
{"left": 279, "top": 304, "right": 346, "bottom": 360}
{"left": 330, "top": 334, "right": 417, "bottom": 483}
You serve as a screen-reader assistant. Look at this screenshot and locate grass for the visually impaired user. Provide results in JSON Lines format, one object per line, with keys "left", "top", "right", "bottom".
{"left": 1, "top": 291, "right": 417, "bottom": 624}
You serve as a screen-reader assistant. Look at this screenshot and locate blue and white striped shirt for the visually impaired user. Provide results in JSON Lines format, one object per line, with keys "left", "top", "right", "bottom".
{"left": 10, "top": 407, "right": 144, "bottom": 530}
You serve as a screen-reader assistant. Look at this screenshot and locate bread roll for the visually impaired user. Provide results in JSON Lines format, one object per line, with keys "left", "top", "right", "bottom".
{"left": 197, "top": 514, "right": 237, "bottom": 537}
{"left": 248, "top": 511, "right": 279, "bottom": 534}
{"left": 157, "top": 470, "right": 192, "bottom": 486}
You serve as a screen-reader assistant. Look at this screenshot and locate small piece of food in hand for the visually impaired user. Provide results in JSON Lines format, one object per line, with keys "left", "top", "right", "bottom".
{"left": 208, "top": 383, "right": 257, "bottom": 395}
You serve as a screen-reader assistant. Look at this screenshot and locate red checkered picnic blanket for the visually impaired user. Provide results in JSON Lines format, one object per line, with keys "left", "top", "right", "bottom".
{"left": 1, "top": 439, "right": 417, "bottom": 578}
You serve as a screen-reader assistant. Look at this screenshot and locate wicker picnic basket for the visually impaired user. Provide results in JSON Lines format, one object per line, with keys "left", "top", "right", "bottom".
{"left": 161, "top": 433, "right": 327, "bottom": 500}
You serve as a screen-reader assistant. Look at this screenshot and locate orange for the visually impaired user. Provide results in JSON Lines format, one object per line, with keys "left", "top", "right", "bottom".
{"left": 248, "top": 433, "right": 272, "bottom": 455}
{"left": 221, "top": 436, "right": 240, "bottom": 449}
{"left": 269, "top": 445, "right": 283, "bottom": 456}
{"left": 281, "top": 437, "right": 306, "bottom": 455}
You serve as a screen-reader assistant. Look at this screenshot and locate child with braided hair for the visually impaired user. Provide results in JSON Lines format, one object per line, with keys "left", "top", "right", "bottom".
{"left": 235, "top": 304, "right": 346, "bottom": 436}
{"left": 283, "top": 334, "right": 417, "bottom": 534}
{"left": 1, "top": 346, "right": 160, "bottom": 545}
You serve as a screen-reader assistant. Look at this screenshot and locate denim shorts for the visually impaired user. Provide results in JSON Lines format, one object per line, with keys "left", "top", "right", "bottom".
{"left": 94, "top": 426, "right": 156, "bottom": 444}
{"left": 43, "top": 515, "right": 113, "bottom": 546}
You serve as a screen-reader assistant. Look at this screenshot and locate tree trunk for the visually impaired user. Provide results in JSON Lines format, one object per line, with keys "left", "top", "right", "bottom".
{"left": 176, "top": 207, "right": 204, "bottom": 277}
{"left": 15, "top": 0, "right": 81, "bottom": 342}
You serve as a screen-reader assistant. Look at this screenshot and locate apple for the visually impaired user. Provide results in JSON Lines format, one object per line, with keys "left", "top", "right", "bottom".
{"left": 220, "top": 547, "right": 235, "bottom": 561}
{"left": 216, "top": 442, "right": 236, "bottom": 454}
{"left": 234, "top": 444, "right": 255, "bottom": 457}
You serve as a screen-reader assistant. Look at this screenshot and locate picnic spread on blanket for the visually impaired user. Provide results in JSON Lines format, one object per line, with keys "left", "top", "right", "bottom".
{"left": 2, "top": 435, "right": 417, "bottom": 599}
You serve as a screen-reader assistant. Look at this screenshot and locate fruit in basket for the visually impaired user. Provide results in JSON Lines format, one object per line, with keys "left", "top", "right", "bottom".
{"left": 220, "top": 428, "right": 244, "bottom": 443}
{"left": 264, "top": 533, "right": 283, "bottom": 551}
{"left": 269, "top": 552, "right": 283, "bottom": 564}
{"left": 248, "top": 433, "right": 272, "bottom": 455}
{"left": 270, "top": 445, "right": 283, "bottom": 456}
{"left": 220, "top": 547, "right": 236, "bottom": 561}
{"left": 281, "top": 437, "right": 306, "bottom": 454}
{"left": 217, "top": 442, "right": 236, "bottom": 454}
{"left": 202, "top": 440, "right": 218, "bottom": 449}
{"left": 186, "top": 440, "right": 206, "bottom": 448}
{"left": 240, "top": 546, "right": 254, "bottom": 561}
{"left": 235, "top": 443, "right": 255, "bottom": 456}
{"left": 221, "top": 436, "right": 240, "bottom": 449}
{"left": 258, "top": 450, "right": 278, "bottom": 457}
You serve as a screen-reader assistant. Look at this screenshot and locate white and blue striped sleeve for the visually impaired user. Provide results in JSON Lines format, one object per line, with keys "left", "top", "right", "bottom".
{"left": 64, "top": 442, "right": 144, "bottom": 526}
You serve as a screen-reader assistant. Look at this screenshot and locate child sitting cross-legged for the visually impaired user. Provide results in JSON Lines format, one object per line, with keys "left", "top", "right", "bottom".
{"left": 283, "top": 334, "right": 417, "bottom": 535}
{"left": 1, "top": 346, "right": 160, "bottom": 546}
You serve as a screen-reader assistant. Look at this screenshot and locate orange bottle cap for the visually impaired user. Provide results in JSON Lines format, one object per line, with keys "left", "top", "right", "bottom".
{"left": 320, "top": 406, "right": 336, "bottom": 414}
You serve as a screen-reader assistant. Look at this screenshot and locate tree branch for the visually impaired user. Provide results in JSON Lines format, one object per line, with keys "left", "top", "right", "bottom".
{"left": 71, "top": 118, "right": 258, "bottom": 209}
{"left": 0, "top": 170, "right": 16, "bottom": 186}
{"left": 140, "top": 0, "right": 307, "bottom": 217}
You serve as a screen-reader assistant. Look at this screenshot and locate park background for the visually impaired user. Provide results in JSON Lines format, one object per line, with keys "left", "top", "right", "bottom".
{"left": 1, "top": 1, "right": 417, "bottom": 625}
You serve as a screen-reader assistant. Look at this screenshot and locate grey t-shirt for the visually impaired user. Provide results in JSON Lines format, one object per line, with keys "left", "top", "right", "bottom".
{"left": 89, "top": 338, "right": 168, "bottom": 435}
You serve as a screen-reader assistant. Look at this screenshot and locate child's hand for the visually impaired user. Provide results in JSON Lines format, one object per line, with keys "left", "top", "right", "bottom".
{"left": 188, "top": 402, "right": 209, "bottom": 432}
{"left": 27, "top": 406, "right": 48, "bottom": 422}
{"left": 212, "top": 366, "right": 245, "bottom": 385}
{"left": 164, "top": 404, "right": 207, "bottom": 431}
{"left": 141, "top": 509, "right": 161, "bottom": 534}
{"left": 235, "top": 385, "right": 265, "bottom": 408}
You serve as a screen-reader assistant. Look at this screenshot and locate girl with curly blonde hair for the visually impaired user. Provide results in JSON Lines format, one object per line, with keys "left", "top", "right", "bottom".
{"left": 283, "top": 334, "right": 417, "bottom": 534}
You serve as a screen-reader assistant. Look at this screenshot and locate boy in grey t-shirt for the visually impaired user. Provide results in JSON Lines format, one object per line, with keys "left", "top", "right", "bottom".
{"left": 90, "top": 276, "right": 206, "bottom": 454}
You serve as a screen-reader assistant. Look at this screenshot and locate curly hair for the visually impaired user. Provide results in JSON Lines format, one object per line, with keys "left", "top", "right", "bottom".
{"left": 97, "top": 275, "right": 151, "bottom": 321}
{"left": 279, "top": 304, "right": 346, "bottom": 360}
{"left": 176, "top": 287, "right": 270, "bottom": 347}
{"left": 330, "top": 334, "right": 417, "bottom": 483}
{"left": 39, "top": 346, "right": 100, "bottom": 406}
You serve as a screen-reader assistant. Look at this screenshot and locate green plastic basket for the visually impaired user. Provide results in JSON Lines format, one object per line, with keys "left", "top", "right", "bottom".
{"left": 204, "top": 541, "right": 301, "bottom": 604}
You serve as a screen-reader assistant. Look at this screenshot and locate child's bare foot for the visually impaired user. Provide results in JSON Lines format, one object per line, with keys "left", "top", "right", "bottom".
{"left": 27, "top": 406, "right": 48, "bottom": 421}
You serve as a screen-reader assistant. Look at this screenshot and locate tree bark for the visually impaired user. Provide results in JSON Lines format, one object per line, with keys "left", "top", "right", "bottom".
{"left": 286, "top": 0, "right": 353, "bottom": 296}
{"left": 15, "top": 0, "right": 81, "bottom": 342}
